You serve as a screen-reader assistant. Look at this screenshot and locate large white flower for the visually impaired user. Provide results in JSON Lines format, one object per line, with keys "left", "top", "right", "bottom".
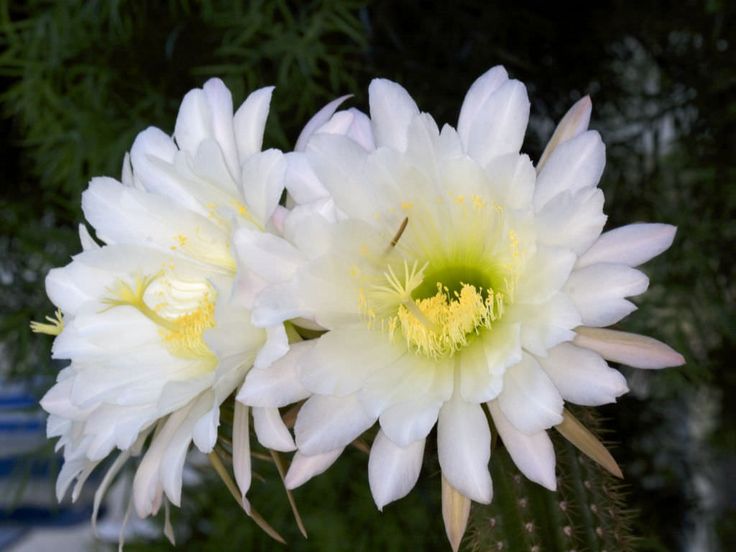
{"left": 236, "top": 66, "right": 684, "bottom": 547}
{"left": 35, "top": 78, "right": 293, "bottom": 523}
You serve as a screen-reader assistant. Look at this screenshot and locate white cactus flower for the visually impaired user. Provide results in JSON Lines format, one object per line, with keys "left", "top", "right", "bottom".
{"left": 235, "top": 66, "right": 684, "bottom": 549}
{"left": 35, "top": 78, "right": 292, "bottom": 523}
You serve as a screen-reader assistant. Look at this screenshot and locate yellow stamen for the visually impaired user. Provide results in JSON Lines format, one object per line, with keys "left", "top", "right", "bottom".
{"left": 395, "top": 283, "right": 503, "bottom": 359}
{"left": 103, "top": 273, "right": 216, "bottom": 362}
{"left": 30, "top": 309, "right": 64, "bottom": 336}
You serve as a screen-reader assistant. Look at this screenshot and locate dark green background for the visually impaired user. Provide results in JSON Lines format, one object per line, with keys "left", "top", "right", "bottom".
{"left": 1, "top": 1, "right": 733, "bottom": 550}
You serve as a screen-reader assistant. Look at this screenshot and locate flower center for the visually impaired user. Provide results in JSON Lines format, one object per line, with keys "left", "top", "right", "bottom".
{"left": 360, "top": 260, "right": 510, "bottom": 359}
{"left": 103, "top": 273, "right": 216, "bottom": 362}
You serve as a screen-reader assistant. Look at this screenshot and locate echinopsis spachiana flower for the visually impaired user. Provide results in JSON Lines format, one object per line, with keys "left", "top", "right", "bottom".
{"left": 32, "top": 78, "right": 295, "bottom": 534}
{"left": 236, "top": 66, "right": 684, "bottom": 549}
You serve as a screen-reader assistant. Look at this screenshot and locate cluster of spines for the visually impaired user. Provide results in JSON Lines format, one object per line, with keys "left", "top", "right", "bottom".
{"left": 466, "top": 409, "right": 637, "bottom": 551}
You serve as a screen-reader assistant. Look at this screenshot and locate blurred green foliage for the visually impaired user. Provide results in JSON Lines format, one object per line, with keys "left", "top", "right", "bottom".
{"left": 1, "top": 0, "right": 734, "bottom": 550}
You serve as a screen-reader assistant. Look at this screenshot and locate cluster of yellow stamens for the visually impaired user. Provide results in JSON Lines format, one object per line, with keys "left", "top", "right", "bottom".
{"left": 103, "top": 273, "right": 216, "bottom": 361}
{"left": 393, "top": 282, "right": 504, "bottom": 359}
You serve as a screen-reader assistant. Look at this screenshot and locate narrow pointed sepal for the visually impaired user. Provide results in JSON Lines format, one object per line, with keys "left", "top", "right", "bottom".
{"left": 555, "top": 408, "right": 623, "bottom": 479}
{"left": 441, "top": 476, "right": 472, "bottom": 552}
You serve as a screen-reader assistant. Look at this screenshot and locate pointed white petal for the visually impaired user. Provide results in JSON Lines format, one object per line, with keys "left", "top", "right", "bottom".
{"left": 234, "top": 86, "right": 274, "bottom": 159}
{"left": 483, "top": 153, "right": 535, "bottom": 210}
{"left": 241, "top": 148, "right": 286, "bottom": 227}
{"left": 498, "top": 353, "right": 563, "bottom": 433}
{"left": 535, "top": 187, "right": 607, "bottom": 255}
{"left": 463, "top": 79, "right": 530, "bottom": 166}
{"left": 457, "top": 66, "right": 509, "bottom": 147}
{"left": 294, "top": 95, "right": 351, "bottom": 152}
{"left": 378, "top": 398, "right": 441, "bottom": 447}
{"left": 317, "top": 108, "right": 376, "bottom": 150}
{"left": 284, "top": 448, "right": 344, "bottom": 489}
{"left": 253, "top": 324, "right": 289, "bottom": 370}
{"left": 515, "top": 245, "right": 577, "bottom": 304}
{"left": 192, "top": 405, "right": 220, "bottom": 453}
{"left": 565, "top": 263, "right": 649, "bottom": 327}
{"left": 237, "top": 341, "right": 313, "bottom": 407}
{"left": 574, "top": 327, "right": 685, "bottom": 369}
{"left": 232, "top": 401, "right": 252, "bottom": 501}
{"left": 577, "top": 223, "right": 677, "bottom": 268}
{"left": 252, "top": 406, "right": 296, "bottom": 452}
{"left": 437, "top": 391, "right": 492, "bottom": 504}
{"left": 369, "top": 431, "right": 425, "bottom": 510}
{"left": 294, "top": 393, "right": 375, "bottom": 456}
{"left": 537, "top": 343, "right": 628, "bottom": 406}
{"left": 368, "top": 78, "right": 420, "bottom": 151}
{"left": 534, "top": 130, "right": 605, "bottom": 210}
{"left": 537, "top": 96, "right": 592, "bottom": 172}
{"left": 488, "top": 401, "right": 556, "bottom": 490}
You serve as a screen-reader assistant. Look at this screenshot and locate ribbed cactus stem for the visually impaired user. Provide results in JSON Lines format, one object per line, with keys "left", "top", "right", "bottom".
{"left": 467, "top": 408, "right": 635, "bottom": 552}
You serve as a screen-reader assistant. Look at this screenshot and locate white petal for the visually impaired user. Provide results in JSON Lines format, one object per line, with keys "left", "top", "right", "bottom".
{"left": 129, "top": 128, "right": 203, "bottom": 214}
{"left": 437, "top": 391, "right": 492, "bottom": 504}
{"left": 537, "top": 95, "right": 592, "bottom": 172}
{"left": 233, "top": 226, "right": 303, "bottom": 284}
{"left": 284, "top": 151, "right": 330, "bottom": 204}
{"left": 537, "top": 343, "right": 628, "bottom": 406}
{"left": 294, "top": 393, "right": 375, "bottom": 456}
{"left": 241, "top": 148, "right": 286, "bottom": 227}
{"left": 237, "top": 341, "right": 313, "bottom": 407}
{"left": 574, "top": 327, "right": 685, "bottom": 369}
{"left": 458, "top": 338, "right": 506, "bottom": 403}
{"left": 253, "top": 324, "right": 289, "bottom": 370}
{"left": 534, "top": 131, "right": 605, "bottom": 210}
{"left": 294, "top": 95, "right": 351, "bottom": 152}
{"left": 175, "top": 87, "right": 216, "bottom": 157}
{"left": 284, "top": 448, "right": 344, "bottom": 489}
{"left": 535, "top": 187, "right": 607, "bottom": 255}
{"left": 565, "top": 263, "right": 649, "bottom": 327}
{"left": 317, "top": 108, "right": 376, "bottom": 151}
{"left": 512, "top": 293, "right": 581, "bottom": 356}
{"left": 192, "top": 404, "right": 220, "bottom": 452}
{"left": 369, "top": 431, "right": 425, "bottom": 510}
{"left": 487, "top": 401, "right": 556, "bottom": 490}
{"left": 252, "top": 406, "right": 296, "bottom": 452}
{"left": 201, "top": 78, "right": 240, "bottom": 178}
{"left": 483, "top": 153, "right": 535, "bottom": 210}
{"left": 368, "top": 78, "right": 420, "bottom": 151}
{"left": 577, "top": 223, "right": 677, "bottom": 268}
{"left": 457, "top": 66, "right": 509, "bottom": 147}
{"left": 464, "top": 79, "right": 530, "bottom": 165}
{"left": 300, "top": 328, "right": 404, "bottom": 397}
{"left": 515, "top": 246, "right": 577, "bottom": 304}
{"left": 378, "top": 398, "right": 441, "bottom": 447}
{"left": 234, "top": 86, "right": 274, "bottom": 159}
{"left": 232, "top": 401, "right": 251, "bottom": 502}
{"left": 498, "top": 353, "right": 563, "bottom": 433}
{"left": 78, "top": 224, "right": 99, "bottom": 250}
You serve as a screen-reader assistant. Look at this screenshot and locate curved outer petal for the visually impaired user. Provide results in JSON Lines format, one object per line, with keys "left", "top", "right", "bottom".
{"left": 534, "top": 130, "right": 605, "bottom": 210}
{"left": 537, "top": 343, "right": 629, "bottom": 406}
{"left": 535, "top": 187, "right": 607, "bottom": 255}
{"left": 577, "top": 223, "right": 677, "bottom": 268}
{"left": 317, "top": 108, "right": 376, "bottom": 151}
{"left": 369, "top": 431, "right": 425, "bottom": 510}
{"left": 294, "top": 95, "right": 351, "bottom": 152}
{"left": 457, "top": 66, "right": 509, "bottom": 147}
{"left": 437, "top": 388, "right": 493, "bottom": 504}
{"left": 537, "top": 95, "right": 592, "bottom": 172}
{"left": 240, "top": 148, "right": 286, "bottom": 227}
{"left": 463, "top": 79, "right": 530, "bottom": 166}
{"left": 233, "top": 86, "right": 274, "bottom": 160}
{"left": 237, "top": 341, "right": 314, "bottom": 408}
{"left": 294, "top": 393, "right": 376, "bottom": 456}
{"left": 378, "top": 398, "right": 441, "bottom": 447}
{"left": 368, "top": 78, "right": 420, "bottom": 151}
{"left": 252, "top": 406, "right": 296, "bottom": 452}
{"left": 284, "top": 447, "right": 344, "bottom": 490}
{"left": 565, "top": 263, "right": 649, "bottom": 327}
{"left": 488, "top": 400, "right": 556, "bottom": 491}
{"left": 232, "top": 401, "right": 251, "bottom": 502}
{"left": 574, "top": 327, "right": 685, "bottom": 369}
{"left": 497, "top": 353, "right": 564, "bottom": 434}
